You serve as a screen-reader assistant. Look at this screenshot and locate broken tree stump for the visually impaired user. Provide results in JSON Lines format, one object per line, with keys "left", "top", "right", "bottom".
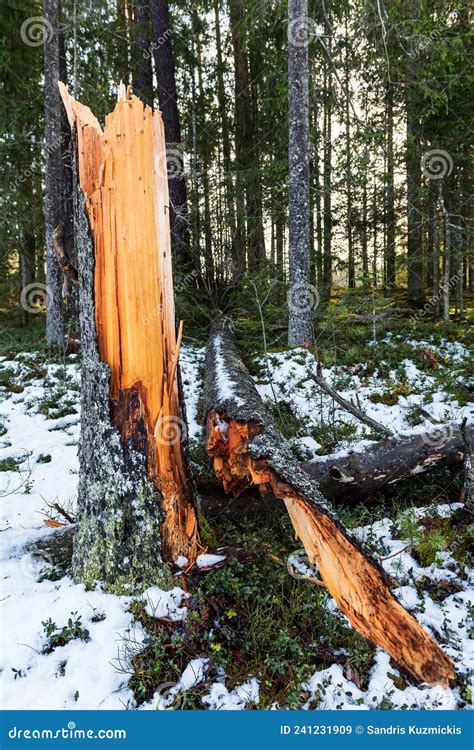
{"left": 204, "top": 317, "right": 454, "bottom": 687}
{"left": 60, "top": 83, "right": 199, "bottom": 590}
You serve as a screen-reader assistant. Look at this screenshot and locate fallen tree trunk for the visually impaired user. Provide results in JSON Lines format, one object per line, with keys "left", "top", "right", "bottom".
{"left": 60, "top": 83, "right": 199, "bottom": 589}
{"left": 204, "top": 317, "right": 454, "bottom": 687}
{"left": 198, "top": 426, "right": 470, "bottom": 508}
{"left": 301, "top": 424, "right": 472, "bottom": 501}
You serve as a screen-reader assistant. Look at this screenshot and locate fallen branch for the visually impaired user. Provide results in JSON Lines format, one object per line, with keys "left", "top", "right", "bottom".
{"left": 204, "top": 316, "right": 454, "bottom": 687}
{"left": 309, "top": 364, "right": 393, "bottom": 438}
{"left": 300, "top": 423, "right": 471, "bottom": 500}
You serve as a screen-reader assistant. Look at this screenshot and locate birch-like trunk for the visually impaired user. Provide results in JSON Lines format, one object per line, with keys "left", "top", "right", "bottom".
{"left": 287, "top": 0, "right": 314, "bottom": 346}
{"left": 43, "top": 0, "right": 64, "bottom": 347}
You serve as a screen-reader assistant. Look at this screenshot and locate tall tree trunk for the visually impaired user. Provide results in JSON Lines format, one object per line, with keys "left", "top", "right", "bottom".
{"left": 44, "top": 0, "right": 64, "bottom": 348}
{"left": 214, "top": 0, "right": 238, "bottom": 279}
{"left": 322, "top": 45, "right": 332, "bottom": 302}
{"left": 58, "top": 18, "right": 76, "bottom": 322}
{"left": 61, "top": 85, "right": 199, "bottom": 589}
{"left": 439, "top": 182, "right": 450, "bottom": 323}
{"left": 405, "top": 54, "right": 424, "bottom": 307}
{"left": 361, "top": 166, "right": 369, "bottom": 287}
{"left": 191, "top": 1, "right": 214, "bottom": 287}
{"left": 344, "top": 19, "right": 355, "bottom": 289}
{"left": 372, "top": 177, "right": 378, "bottom": 286}
{"left": 432, "top": 195, "right": 440, "bottom": 319}
{"left": 287, "top": 0, "right": 314, "bottom": 346}
{"left": 228, "top": 0, "right": 249, "bottom": 276}
{"left": 19, "top": 229, "right": 36, "bottom": 325}
{"left": 385, "top": 83, "right": 396, "bottom": 286}
{"left": 247, "top": 41, "right": 266, "bottom": 268}
{"left": 132, "top": 0, "right": 154, "bottom": 108}
{"left": 149, "top": 0, "right": 193, "bottom": 273}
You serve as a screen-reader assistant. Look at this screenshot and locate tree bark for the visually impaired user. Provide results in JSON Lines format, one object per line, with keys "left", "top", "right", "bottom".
{"left": 133, "top": 0, "right": 154, "bottom": 108}
{"left": 214, "top": 0, "right": 238, "bottom": 279}
{"left": 60, "top": 84, "right": 199, "bottom": 590}
{"left": 301, "top": 423, "right": 472, "bottom": 500}
{"left": 405, "top": 51, "right": 424, "bottom": 307}
{"left": 385, "top": 83, "right": 396, "bottom": 286}
{"left": 44, "top": 0, "right": 64, "bottom": 347}
{"left": 203, "top": 317, "right": 454, "bottom": 687}
{"left": 149, "top": 0, "right": 193, "bottom": 272}
{"left": 344, "top": 23, "right": 354, "bottom": 289}
{"left": 287, "top": 0, "right": 314, "bottom": 346}
{"left": 322, "top": 45, "right": 332, "bottom": 302}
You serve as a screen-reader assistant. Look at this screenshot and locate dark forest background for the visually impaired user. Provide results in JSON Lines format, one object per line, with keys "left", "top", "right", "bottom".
{"left": 0, "top": 0, "right": 472, "bottom": 350}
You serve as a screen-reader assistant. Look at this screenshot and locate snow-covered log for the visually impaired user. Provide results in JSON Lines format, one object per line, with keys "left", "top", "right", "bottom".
{"left": 204, "top": 316, "right": 454, "bottom": 687}
{"left": 60, "top": 84, "right": 199, "bottom": 590}
{"left": 301, "top": 424, "right": 472, "bottom": 500}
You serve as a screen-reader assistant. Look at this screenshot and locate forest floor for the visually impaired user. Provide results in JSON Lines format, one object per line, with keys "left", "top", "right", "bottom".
{"left": 0, "top": 306, "right": 472, "bottom": 710}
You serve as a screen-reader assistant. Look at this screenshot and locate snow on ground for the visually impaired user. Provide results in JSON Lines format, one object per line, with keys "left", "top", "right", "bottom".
{"left": 0, "top": 341, "right": 472, "bottom": 710}
{"left": 254, "top": 337, "right": 473, "bottom": 460}
{"left": 299, "top": 503, "right": 473, "bottom": 711}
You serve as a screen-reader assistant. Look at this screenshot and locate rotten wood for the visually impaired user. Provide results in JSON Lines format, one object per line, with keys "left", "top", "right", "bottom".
{"left": 204, "top": 316, "right": 454, "bottom": 687}
{"left": 59, "top": 83, "right": 199, "bottom": 580}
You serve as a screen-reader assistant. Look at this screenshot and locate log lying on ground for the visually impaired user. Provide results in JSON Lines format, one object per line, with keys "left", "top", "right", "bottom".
{"left": 60, "top": 83, "right": 199, "bottom": 588}
{"left": 301, "top": 423, "right": 472, "bottom": 501}
{"left": 198, "top": 426, "right": 470, "bottom": 509}
{"left": 204, "top": 317, "right": 454, "bottom": 687}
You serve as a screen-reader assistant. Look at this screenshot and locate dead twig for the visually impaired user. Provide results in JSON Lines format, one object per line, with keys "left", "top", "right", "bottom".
{"left": 309, "top": 363, "right": 393, "bottom": 438}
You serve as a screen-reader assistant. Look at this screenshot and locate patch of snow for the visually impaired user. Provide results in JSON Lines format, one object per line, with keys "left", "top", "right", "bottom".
{"left": 202, "top": 678, "right": 260, "bottom": 710}
{"left": 214, "top": 334, "right": 244, "bottom": 406}
{"left": 196, "top": 553, "right": 226, "bottom": 568}
{"left": 142, "top": 586, "right": 189, "bottom": 621}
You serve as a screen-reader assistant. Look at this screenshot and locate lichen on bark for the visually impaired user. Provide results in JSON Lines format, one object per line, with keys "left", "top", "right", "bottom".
{"left": 71, "top": 140, "right": 172, "bottom": 593}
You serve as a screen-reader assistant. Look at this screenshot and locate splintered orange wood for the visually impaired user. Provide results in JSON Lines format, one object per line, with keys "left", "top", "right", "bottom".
{"left": 60, "top": 83, "right": 198, "bottom": 563}
{"left": 207, "top": 412, "right": 455, "bottom": 687}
